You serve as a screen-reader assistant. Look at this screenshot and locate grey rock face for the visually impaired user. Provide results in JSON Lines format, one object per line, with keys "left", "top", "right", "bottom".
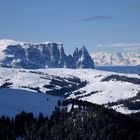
{"left": 0, "top": 42, "right": 94, "bottom": 69}
{"left": 73, "top": 47, "right": 94, "bottom": 68}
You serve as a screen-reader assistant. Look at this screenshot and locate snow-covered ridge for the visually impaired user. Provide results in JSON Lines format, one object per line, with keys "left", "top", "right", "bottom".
{"left": 91, "top": 51, "right": 140, "bottom": 66}
{"left": 0, "top": 39, "right": 94, "bottom": 69}
{"left": 0, "top": 68, "right": 140, "bottom": 115}
{"left": 0, "top": 39, "right": 62, "bottom": 47}
{"left": 0, "top": 39, "right": 24, "bottom": 47}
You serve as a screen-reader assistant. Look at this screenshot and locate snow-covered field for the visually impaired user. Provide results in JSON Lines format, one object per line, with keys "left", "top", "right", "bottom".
{"left": 0, "top": 68, "right": 140, "bottom": 115}
{"left": 0, "top": 88, "right": 62, "bottom": 117}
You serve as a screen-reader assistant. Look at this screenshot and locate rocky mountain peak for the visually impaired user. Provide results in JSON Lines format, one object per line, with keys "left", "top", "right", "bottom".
{"left": 0, "top": 39, "right": 94, "bottom": 69}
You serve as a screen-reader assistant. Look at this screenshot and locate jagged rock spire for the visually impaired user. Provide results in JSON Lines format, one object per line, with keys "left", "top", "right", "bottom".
{"left": 0, "top": 40, "right": 94, "bottom": 69}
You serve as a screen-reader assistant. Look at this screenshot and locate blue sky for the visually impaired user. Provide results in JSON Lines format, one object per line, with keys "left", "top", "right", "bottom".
{"left": 0, "top": 0, "right": 140, "bottom": 53}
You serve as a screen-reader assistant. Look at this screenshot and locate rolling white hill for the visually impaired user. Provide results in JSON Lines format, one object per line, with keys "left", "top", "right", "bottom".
{"left": 0, "top": 68, "right": 139, "bottom": 115}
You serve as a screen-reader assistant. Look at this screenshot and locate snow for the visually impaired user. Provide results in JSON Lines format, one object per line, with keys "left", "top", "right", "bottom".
{"left": 0, "top": 39, "right": 24, "bottom": 61}
{"left": 67, "top": 104, "right": 72, "bottom": 112}
{"left": 0, "top": 39, "right": 23, "bottom": 47}
{"left": 0, "top": 39, "right": 62, "bottom": 48}
{"left": 132, "top": 99, "right": 140, "bottom": 102}
{"left": 91, "top": 51, "right": 140, "bottom": 66}
{"left": 0, "top": 39, "right": 94, "bottom": 69}
{"left": 0, "top": 67, "right": 139, "bottom": 115}
{"left": 0, "top": 39, "right": 25, "bottom": 52}
{"left": 0, "top": 88, "right": 62, "bottom": 117}
{"left": 111, "top": 104, "right": 140, "bottom": 114}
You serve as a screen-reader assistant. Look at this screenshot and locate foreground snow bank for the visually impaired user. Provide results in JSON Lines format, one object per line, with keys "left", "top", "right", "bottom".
{"left": 0, "top": 88, "right": 62, "bottom": 117}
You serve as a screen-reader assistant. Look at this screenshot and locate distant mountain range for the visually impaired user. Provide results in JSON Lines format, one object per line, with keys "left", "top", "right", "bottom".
{"left": 91, "top": 51, "right": 140, "bottom": 66}
{"left": 0, "top": 39, "right": 94, "bottom": 69}
{"left": 0, "top": 40, "right": 140, "bottom": 139}
{"left": 1, "top": 39, "right": 139, "bottom": 68}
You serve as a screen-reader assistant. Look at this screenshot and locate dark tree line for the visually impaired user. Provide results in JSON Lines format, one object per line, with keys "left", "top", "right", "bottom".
{"left": 101, "top": 74, "right": 140, "bottom": 84}
{"left": 0, "top": 99, "right": 140, "bottom": 140}
{"left": 106, "top": 91, "right": 140, "bottom": 111}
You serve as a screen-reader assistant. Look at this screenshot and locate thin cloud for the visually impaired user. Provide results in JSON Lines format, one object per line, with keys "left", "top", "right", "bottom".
{"left": 97, "top": 43, "right": 140, "bottom": 52}
{"left": 97, "top": 43, "right": 140, "bottom": 48}
{"left": 126, "top": 4, "right": 140, "bottom": 10}
{"left": 124, "top": 47, "right": 140, "bottom": 51}
{"left": 79, "top": 16, "right": 113, "bottom": 22}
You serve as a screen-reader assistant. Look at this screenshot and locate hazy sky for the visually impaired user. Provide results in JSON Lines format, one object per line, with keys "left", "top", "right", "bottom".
{"left": 0, "top": 0, "right": 140, "bottom": 53}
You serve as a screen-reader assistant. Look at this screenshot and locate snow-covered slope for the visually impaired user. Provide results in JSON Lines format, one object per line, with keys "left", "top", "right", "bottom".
{"left": 0, "top": 39, "right": 94, "bottom": 69}
{"left": 0, "top": 88, "right": 62, "bottom": 117}
{"left": 91, "top": 51, "right": 140, "bottom": 66}
{"left": 0, "top": 68, "right": 139, "bottom": 115}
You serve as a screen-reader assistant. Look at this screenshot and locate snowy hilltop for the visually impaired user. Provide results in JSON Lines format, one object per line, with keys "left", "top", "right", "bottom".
{"left": 91, "top": 51, "right": 140, "bottom": 66}
{"left": 0, "top": 39, "right": 94, "bottom": 69}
